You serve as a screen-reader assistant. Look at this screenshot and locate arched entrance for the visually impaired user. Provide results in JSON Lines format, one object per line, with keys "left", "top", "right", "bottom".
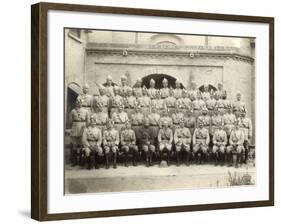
{"left": 66, "top": 82, "right": 81, "bottom": 128}
{"left": 198, "top": 84, "right": 217, "bottom": 92}
{"left": 136, "top": 74, "right": 185, "bottom": 89}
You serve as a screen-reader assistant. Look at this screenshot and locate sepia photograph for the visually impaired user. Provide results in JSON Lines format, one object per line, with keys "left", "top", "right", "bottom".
{"left": 64, "top": 28, "right": 256, "bottom": 194}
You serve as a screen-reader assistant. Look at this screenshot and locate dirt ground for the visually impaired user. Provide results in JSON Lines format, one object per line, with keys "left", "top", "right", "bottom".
{"left": 65, "top": 163, "right": 256, "bottom": 194}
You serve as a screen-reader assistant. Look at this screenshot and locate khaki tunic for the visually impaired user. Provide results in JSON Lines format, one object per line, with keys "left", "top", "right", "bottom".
{"left": 212, "top": 129, "right": 228, "bottom": 152}
{"left": 238, "top": 117, "right": 252, "bottom": 142}
{"left": 223, "top": 113, "right": 236, "bottom": 136}
{"left": 227, "top": 129, "right": 245, "bottom": 153}
{"left": 172, "top": 112, "right": 184, "bottom": 131}
{"left": 77, "top": 94, "right": 93, "bottom": 114}
{"left": 147, "top": 88, "right": 157, "bottom": 99}
{"left": 232, "top": 100, "right": 246, "bottom": 114}
{"left": 184, "top": 116, "right": 196, "bottom": 136}
{"left": 110, "top": 95, "right": 124, "bottom": 115}
{"left": 158, "top": 128, "right": 173, "bottom": 150}
{"left": 174, "top": 127, "right": 192, "bottom": 148}
{"left": 137, "top": 96, "right": 151, "bottom": 115}
{"left": 197, "top": 115, "right": 211, "bottom": 132}
{"left": 70, "top": 108, "right": 88, "bottom": 137}
{"left": 124, "top": 96, "right": 137, "bottom": 118}
{"left": 120, "top": 129, "right": 137, "bottom": 151}
{"left": 165, "top": 96, "right": 176, "bottom": 115}
{"left": 111, "top": 111, "right": 129, "bottom": 132}
{"left": 193, "top": 127, "right": 210, "bottom": 152}
{"left": 82, "top": 126, "right": 103, "bottom": 155}
{"left": 103, "top": 128, "right": 119, "bottom": 152}
{"left": 91, "top": 111, "right": 108, "bottom": 131}
{"left": 210, "top": 114, "right": 224, "bottom": 135}
{"left": 173, "top": 88, "right": 183, "bottom": 99}
{"left": 148, "top": 112, "right": 161, "bottom": 139}
{"left": 159, "top": 87, "right": 170, "bottom": 99}
{"left": 131, "top": 112, "right": 144, "bottom": 141}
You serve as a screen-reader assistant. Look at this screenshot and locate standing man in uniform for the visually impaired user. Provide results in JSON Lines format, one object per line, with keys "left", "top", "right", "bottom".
{"left": 110, "top": 86, "right": 124, "bottom": 116}
{"left": 206, "top": 92, "right": 216, "bottom": 116}
{"left": 232, "top": 92, "right": 246, "bottom": 117}
{"left": 121, "top": 120, "right": 138, "bottom": 167}
{"left": 173, "top": 79, "right": 183, "bottom": 99}
{"left": 201, "top": 84, "right": 210, "bottom": 101}
{"left": 174, "top": 118, "right": 192, "bottom": 166}
{"left": 184, "top": 110, "right": 196, "bottom": 137}
{"left": 158, "top": 120, "right": 173, "bottom": 166}
{"left": 172, "top": 104, "right": 185, "bottom": 133}
{"left": 214, "top": 82, "right": 223, "bottom": 99}
{"left": 111, "top": 104, "right": 129, "bottom": 132}
{"left": 137, "top": 87, "right": 151, "bottom": 115}
{"left": 77, "top": 83, "right": 93, "bottom": 114}
{"left": 103, "top": 119, "right": 119, "bottom": 169}
{"left": 92, "top": 102, "right": 108, "bottom": 132}
{"left": 133, "top": 78, "right": 143, "bottom": 98}
{"left": 193, "top": 118, "right": 210, "bottom": 164}
{"left": 70, "top": 99, "right": 89, "bottom": 166}
{"left": 81, "top": 116, "right": 103, "bottom": 169}
{"left": 165, "top": 88, "right": 176, "bottom": 115}
{"left": 95, "top": 86, "right": 109, "bottom": 113}
{"left": 226, "top": 119, "right": 245, "bottom": 168}
{"left": 192, "top": 92, "right": 206, "bottom": 118}
{"left": 148, "top": 105, "right": 161, "bottom": 146}
{"left": 210, "top": 107, "right": 224, "bottom": 144}
{"left": 104, "top": 75, "right": 115, "bottom": 97}
{"left": 188, "top": 80, "right": 198, "bottom": 100}
{"left": 159, "top": 109, "right": 173, "bottom": 129}
{"left": 197, "top": 108, "right": 211, "bottom": 134}
{"left": 151, "top": 90, "right": 165, "bottom": 116}
{"left": 160, "top": 78, "right": 170, "bottom": 99}
{"left": 124, "top": 87, "right": 136, "bottom": 118}
{"left": 178, "top": 90, "right": 192, "bottom": 113}
{"left": 140, "top": 118, "right": 156, "bottom": 167}
{"left": 130, "top": 105, "right": 144, "bottom": 144}
{"left": 212, "top": 124, "right": 227, "bottom": 166}
{"left": 239, "top": 110, "right": 252, "bottom": 163}
{"left": 223, "top": 107, "right": 236, "bottom": 141}
{"left": 120, "top": 75, "right": 130, "bottom": 97}
{"left": 147, "top": 78, "right": 157, "bottom": 100}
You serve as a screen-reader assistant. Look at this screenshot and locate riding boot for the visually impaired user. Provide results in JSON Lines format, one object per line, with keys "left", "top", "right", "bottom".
{"left": 215, "top": 152, "right": 219, "bottom": 166}
{"left": 105, "top": 154, "right": 109, "bottom": 169}
{"left": 167, "top": 151, "right": 170, "bottom": 166}
{"left": 145, "top": 151, "right": 149, "bottom": 167}
{"left": 149, "top": 152, "right": 153, "bottom": 166}
{"left": 87, "top": 156, "right": 94, "bottom": 170}
{"left": 186, "top": 151, "right": 190, "bottom": 166}
{"left": 95, "top": 155, "right": 100, "bottom": 169}
{"left": 124, "top": 152, "right": 128, "bottom": 167}
{"left": 176, "top": 151, "right": 180, "bottom": 166}
{"left": 197, "top": 153, "right": 202, "bottom": 164}
{"left": 233, "top": 153, "right": 238, "bottom": 168}
{"left": 113, "top": 152, "right": 117, "bottom": 169}
{"left": 133, "top": 151, "right": 137, "bottom": 166}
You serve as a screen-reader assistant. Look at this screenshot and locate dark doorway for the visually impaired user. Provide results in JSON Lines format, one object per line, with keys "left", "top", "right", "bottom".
{"left": 198, "top": 84, "right": 217, "bottom": 92}
{"left": 135, "top": 74, "right": 185, "bottom": 89}
{"left": 66, "top": 83, "right": 81, "bottom": 128}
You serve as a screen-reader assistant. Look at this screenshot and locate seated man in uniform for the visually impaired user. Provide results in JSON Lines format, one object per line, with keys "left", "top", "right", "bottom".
{"left": 184, "top": 109, "right": 196, "bottom": 137}
{"left": 226, "top": 119, "right": 245, "bottom": 168}
{"left": 140, "top": 118, "right": 156, "bottom": 167}
{"left": 81, "top": 116, "right": 103, "bottom": 169}
{"left": 172, "top": 104, "right": 185, "bottom": 132}
{"left": 193, "top": 118, "right": 210, "bottom": 164}
{"left": 91, "top": 102, "right": 108, "bottom": 132}
{"left": 103, "top": 119, "right": 119, "bottom": 169}
{"left": 174, "top": 118, "right": 192, "bottom": 166}
{"left": 223, "top": 107, "right": 236, "bottom": 141}
{"left": 120, "top": 120, "right": 138, "bottom": 167}
{"left": 212, "top": 123, "right": 227, "bottom": 166}
{"left": 160, "top": 78, "right": 170, "bottom": 99}
{"left": 70, "top": 99, "right": 89, "bottom": 166}
{"left": 158, "top": 120, "right": 173, "bottom": 166}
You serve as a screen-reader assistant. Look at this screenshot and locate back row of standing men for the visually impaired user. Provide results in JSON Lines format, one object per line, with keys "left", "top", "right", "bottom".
{"left": 69, "top": 74, "right": 252, "bottom": 169}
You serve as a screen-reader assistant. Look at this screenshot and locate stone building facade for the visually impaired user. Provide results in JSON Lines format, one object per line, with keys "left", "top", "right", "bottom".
{"left": 64, "top": 29, "right": 255, "bottom": 142}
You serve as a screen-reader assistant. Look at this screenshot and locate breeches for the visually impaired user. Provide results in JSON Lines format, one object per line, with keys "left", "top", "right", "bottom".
{"left": 121, "top": 144, "right": 138, "bottom": 153}
{"left": 226, "top": 145, "right": 244, "bottom": 154}
{"left": 84, "top": 144, "right": 103, "bottom": 157}
{"left": 142, "top": 144, "right": 156, "bottom": 152}
{"left": 193, "top": 144, "right": 208, "bottom": 153}
{"left": 159, "top": 142, "right": 172, "bottom": 151}
{"left": 175, "top": 143, "right": 190, "bottom": 152}
{"left": 213, "top": 145, "right": 226, "bottom": 153}
{"left": 104, "top": 145, "right": 119, "bottom": 154}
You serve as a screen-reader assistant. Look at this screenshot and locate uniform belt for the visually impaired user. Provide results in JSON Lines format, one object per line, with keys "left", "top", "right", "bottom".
{"left": 132, "top": 124, "right": 140, "bottom": 126}
{"left": 193, "top": 108, "right": 201, "bottom": 110}
{"left": 115, "top": 122, "right": 124, "bottom": 124}
{"left": 196, "top": 138, "right": 206, "bottom": 140}
{"left": 88, "top": 139, "right": 98, "bottom": 142}
{"left": 150, "top": 124, "right": 158, "bottom": 126}
{"left": 82, "top": 106, "right": 91, "bottom": 107}
{"left": 73, "top": 120, "right": 86, "bottom": 122}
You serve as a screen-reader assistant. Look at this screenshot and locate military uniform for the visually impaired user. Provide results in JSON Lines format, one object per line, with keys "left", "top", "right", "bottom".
{"left": 148, "top": 111, "right": 161, "bottom": 141}
{"left": 159, "top": 114, "right": 173, "bottom": 129}
{"left": 159, "top": 87, "right": 170, "bottom": 99}
{"left": 165, "top": 94, "right": 176, "bottom": 115}
{"left": 103, "top": 126, "right": 119, "bottom": 168}
{"left": 197, "top": 113, "right": 211, "bottom": 133}
{"left": 95, "top": 94, "right": 109, "bottom": 113}
{"left": 172, "top": 111, "right": 185, "bottom": 131}
{"left": 124, "top": 91, "right": 136, "bottom": 118}
{"left": 223, "top": 112, "right": 236, "bottom": 137}
{"left": 91, "top": 110, "right": 108, "bottom": 131}
{"left": 137, "top": 94, "right": 151, "bottom": 115}
{"left": 184, "top": 115, "right": 196, "bottom": 136}
{"left": 110, "top": 92, "right": 124, "bottom": 115}
{"left": 82, "top": 125, "right": 103, "bottom": 169}
{"left": 193, "top": 126, "right": 210, "bottom": 163}
{"left": 210, "top": 113, "right": 224, "bottom": 136}
{"left": 201, "top": 91, "right": 210, "bottom": 101}
{"left": 238, "top": 115, "right": 252, "bottom": 162}
{"left": 139, "top": 124, "right": 156, "bottom": 166}
{"left": 226, "top": 127, "right": 245, "bottom": 167}
{"left": 121, "top": 126, "right": 138, "bottom": 166}
{"left": 192, "top": 98, "right": 206, "bottom": 118}
{"left": 216, "top": 98, "right": 227, "bottom": 114}
{"left": 111, "top": 110, "right": 129, "bottom": 132}
{"left": 158, "top": 126, "right": 173, "bottom": 165}
{"left": 151, "top": 96, "right": 165, "bottom": 115}
{"left": 212, "top": 128, "right": 227, "bottom": 165}
{"left": 177, "top": 97, "right": 192, "bottom": 113}
{"left": 233, "top": 100, "right": 246, "bottom": 116}
{"left": 130, "top": 111, "right": 144, "bottom": 142}
{"left": 70, "top": 106, "right": 89, "bottom": 166}
{"left": 77, "top": 93, "right": 93, "bottom": 114}
{"left": 174, "top": 125, "right": 192, "bottom": 165}
{"left": 148, "top": 79, "right": 157, "bottom": 99}
{"left": 206, "top": 97, "right": 216, "bottom": 115}
{"left": 173, "top": 87, "right": 183, "bottom": 100}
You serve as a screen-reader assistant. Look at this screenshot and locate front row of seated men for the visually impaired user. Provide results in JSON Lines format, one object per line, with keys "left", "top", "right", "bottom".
{"left": 70, "top": 99, "right": 251, "bottom": 170}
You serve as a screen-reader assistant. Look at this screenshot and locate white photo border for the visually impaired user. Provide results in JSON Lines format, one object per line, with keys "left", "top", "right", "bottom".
{"left": 47, "top": 10, "right": 269, "bottom": 214}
